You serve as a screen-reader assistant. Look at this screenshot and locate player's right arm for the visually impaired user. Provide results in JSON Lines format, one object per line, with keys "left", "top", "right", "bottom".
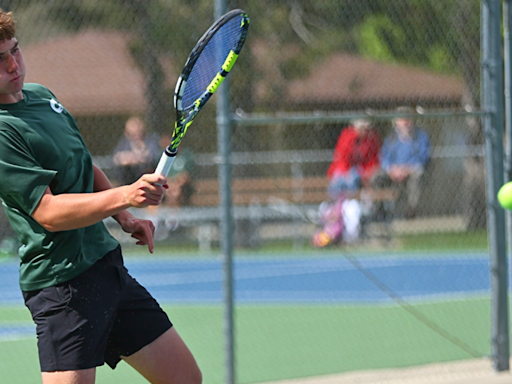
{"left": 31, "top": 173, "right": 167, "bottom": 233}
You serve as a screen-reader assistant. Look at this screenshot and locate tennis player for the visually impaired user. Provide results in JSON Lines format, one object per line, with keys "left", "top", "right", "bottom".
{"left": 0, "top": 9, "right": 201, "bottom": 384}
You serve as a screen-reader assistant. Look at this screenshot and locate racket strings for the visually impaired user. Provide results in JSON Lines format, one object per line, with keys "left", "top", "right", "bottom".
{"left": 182, "top": 16, "right": 244, "bottom": 109}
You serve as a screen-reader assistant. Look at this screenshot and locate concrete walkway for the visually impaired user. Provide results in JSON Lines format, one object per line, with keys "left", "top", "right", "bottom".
{"left": 260, "top": 359, "right": 512, "bottom": 384}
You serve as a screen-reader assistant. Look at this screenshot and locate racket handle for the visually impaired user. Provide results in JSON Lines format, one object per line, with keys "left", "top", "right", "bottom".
{"left": 155, "top": 150, "right": 177, "bottom": 177}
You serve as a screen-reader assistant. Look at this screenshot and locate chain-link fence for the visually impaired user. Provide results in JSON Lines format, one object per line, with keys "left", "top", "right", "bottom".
{"left": 0, "top": 1, "right": 503, "bottom": 383}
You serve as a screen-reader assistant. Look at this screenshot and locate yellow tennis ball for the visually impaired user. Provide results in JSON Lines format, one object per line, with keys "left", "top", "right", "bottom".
{"left": 498, "top": 182, "right": 512, "bottom": 210}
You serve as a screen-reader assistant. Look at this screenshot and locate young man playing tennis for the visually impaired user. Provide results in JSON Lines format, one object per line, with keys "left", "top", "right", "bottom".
{"left": 0, "top": 10, "right": 201, "bottom": 384}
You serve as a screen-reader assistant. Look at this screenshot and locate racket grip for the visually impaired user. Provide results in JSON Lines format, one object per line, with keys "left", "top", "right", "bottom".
{"left": 155, "top": 150, "right": 177, "bottom": 177}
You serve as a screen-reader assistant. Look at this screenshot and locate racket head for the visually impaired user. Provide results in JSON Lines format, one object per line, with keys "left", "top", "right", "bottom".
{"left": 166, "top": 9, "right": 250, "bottom": 153}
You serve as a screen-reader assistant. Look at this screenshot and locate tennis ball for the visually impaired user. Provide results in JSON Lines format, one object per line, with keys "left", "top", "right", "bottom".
{"left": 498, "top": 182, "right": 512, "bottom": 210}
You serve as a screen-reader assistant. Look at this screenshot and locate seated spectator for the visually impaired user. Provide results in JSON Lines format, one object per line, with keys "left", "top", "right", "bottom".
{"left": 326, "top": 118, "right": 382, "bottom": 197}
{"left": 312, "top": 118, "right": 382, "bottom": 247}
{"left": 372, "top": 107, "right": 431, "bottom": 218}
{"left": 112, "top": 116, "right": 160, "bottom": 185}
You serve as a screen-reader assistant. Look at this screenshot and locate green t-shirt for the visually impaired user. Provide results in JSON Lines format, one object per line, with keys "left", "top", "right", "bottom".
{"left": 0, "top": 83, "right": 119, "bottom": 291}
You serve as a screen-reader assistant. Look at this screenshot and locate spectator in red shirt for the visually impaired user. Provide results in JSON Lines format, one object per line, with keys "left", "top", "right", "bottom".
{"left": 326, "top": 118, "right": 382, "bottom": 199}
{"left": 312, "top": 119, "right": 382, "bottom": 247}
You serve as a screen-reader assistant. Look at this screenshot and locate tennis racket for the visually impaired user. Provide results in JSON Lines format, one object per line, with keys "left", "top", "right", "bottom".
{"left": 155, "top": 9, "right": 250, "bottom": 177}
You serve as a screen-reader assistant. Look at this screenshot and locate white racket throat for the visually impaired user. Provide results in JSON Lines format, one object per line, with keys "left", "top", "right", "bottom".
{"left": 155, "top": 151, "right": 177, "bottom": 177}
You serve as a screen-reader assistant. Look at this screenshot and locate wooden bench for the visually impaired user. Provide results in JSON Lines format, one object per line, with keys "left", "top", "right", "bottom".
{"left": 187, "top": 176, "right": 397, "bottom": 208}
{"left": 142, "top": 176, "right": 398, "bottom": 248}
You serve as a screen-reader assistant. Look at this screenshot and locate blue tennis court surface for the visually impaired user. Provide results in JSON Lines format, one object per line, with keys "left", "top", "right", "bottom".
{"left": 0, "top": 251, "right": 491, "bottom": 306}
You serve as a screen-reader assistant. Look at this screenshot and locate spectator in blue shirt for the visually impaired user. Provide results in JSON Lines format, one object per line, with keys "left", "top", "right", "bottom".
{"left": 372, "top": 107, "right": 431, "bottom": 218}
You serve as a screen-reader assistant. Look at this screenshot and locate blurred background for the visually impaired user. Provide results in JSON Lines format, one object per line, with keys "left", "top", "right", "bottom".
{"left": 0, "top": 1, "right": 503, "bottom": 384}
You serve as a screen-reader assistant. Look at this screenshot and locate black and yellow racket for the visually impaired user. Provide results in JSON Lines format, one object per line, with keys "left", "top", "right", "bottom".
{"left": 155, "top": 9, "right": 250, "bottom": 177}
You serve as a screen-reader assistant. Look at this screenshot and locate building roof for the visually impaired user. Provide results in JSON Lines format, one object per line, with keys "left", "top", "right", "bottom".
{"left": 22, "top": 30, "right": 465, "bottom": 116}
{"left": 253, "top": 41, "right": 465, "bottom": 109}
{"left": 23, "top": 30, "right": 153, "bottom": 116}
{"left": 288, "top": 54, "right": 464, "bottom": 107}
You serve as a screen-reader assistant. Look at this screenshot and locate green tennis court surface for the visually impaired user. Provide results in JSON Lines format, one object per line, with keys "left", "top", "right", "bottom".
{"left": 0, "top": 299, "right": 491, "bottom": 384}
{"left": 0, "top": 248, "right": 493, "bottom": 383}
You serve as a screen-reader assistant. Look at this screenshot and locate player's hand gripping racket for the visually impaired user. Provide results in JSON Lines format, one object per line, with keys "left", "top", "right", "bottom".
{"left": 155, "top": 9, "right": 250, "bottom": 177}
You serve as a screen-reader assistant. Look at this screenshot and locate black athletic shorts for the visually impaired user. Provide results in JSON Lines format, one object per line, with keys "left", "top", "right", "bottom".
{"left": 22, "top": 246, "right": 173, "bottom": 372}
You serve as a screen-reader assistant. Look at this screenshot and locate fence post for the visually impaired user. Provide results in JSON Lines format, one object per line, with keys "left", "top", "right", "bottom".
{"left": 214, "top": 1, "right": 236, "bottom": 384}
{"left": 504, "top": 2, "right": 512, "bottom": 353}
{"left": 482, "top": 0, "right": 509, "bottom": 372}
{"left": 504, "top": 0, "right": 512, "bottom": 312}
{"left": 504, "top": 5, "right": 512, "bottom": 369}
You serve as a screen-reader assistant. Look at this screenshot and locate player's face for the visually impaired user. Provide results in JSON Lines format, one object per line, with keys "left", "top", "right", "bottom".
{"left": 0, "top": 38, "right": 25, "bottom": 104}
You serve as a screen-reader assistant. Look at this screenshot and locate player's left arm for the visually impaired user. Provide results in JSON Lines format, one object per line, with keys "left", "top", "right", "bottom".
{"left": 93, "top": 164, "right": 160, "bottom": 253}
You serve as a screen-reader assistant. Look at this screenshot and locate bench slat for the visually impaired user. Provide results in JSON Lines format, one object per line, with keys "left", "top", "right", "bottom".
{"left": 183, "top": 177, "right": 398, "bottom": 207}
{"left": 189, "top": 191, "right": 330, "bottom": 206}
{"left": 193, "top": 177, "right": 330, "bottom": 193}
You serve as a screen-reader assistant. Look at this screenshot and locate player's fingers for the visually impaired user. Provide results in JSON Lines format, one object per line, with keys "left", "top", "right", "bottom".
{"left": 132, "top": 230, "right": 148, "bottom": 243}
{"left": 134, "top": 231, "right": 154, "bottom": 253}
{"left": 131, "top": 220, "right": 153, "bottom": 238}
{"left": 142, "top": 183, "right": 167, "bottom": 205}
{"left": 147, "top": 233, "right": 154, "bottom": 253}
{"left": 129, "top": 184, "right": 165, "bottom": 207}
{"left": 139, "top": 192, "right": 161, "bottom": 206}
{"left": 140, "top": 173, "right": 168, "bottom": 187}
{"left": 131, "top": 221, "right": 155, "bottom": 253}
{"left": 145, "top": 220, "right": 155, "bottom": 253}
